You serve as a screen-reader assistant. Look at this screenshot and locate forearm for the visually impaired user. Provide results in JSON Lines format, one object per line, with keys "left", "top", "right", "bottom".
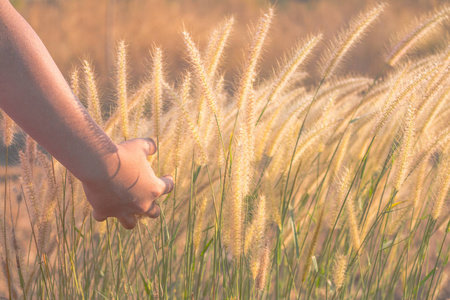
{"left": 0, "top": 1, "right": 116, "bottom": 182}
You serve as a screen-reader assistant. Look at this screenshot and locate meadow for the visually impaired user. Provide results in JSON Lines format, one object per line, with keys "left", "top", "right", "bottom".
{"left": 1, "top": 1, "right": 450, "bottom": 299}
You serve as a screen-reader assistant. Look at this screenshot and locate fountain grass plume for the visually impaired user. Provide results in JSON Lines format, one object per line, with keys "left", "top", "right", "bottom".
{"left": 193, "top": 196, "right": 208, "bottom": 254}
{"left": 104, "top": 82, "right": 152, "bottom": 136}
{"left": 302, "top": 206, "right": 324, "bottom": 283}
{"left": 19, "top": 151, "right": 39, "bottom": 225}
{"left": 422, "top": 80, "right": 450, "bottom": 134}
{"left": 393, "top": 103, "right": 416, "bottom": 191}
{"left": 330, "top": 166, "right": 353, "bottom": 229}
{"left": 258, "top": 34, "right": 322, "bottom": 119}
{"left": 205, "top": 16, "right": 235, "bottom": 79}
{"left": 151, "top": 47, "right": 164, "bottom": 141}
{"left": 289, "top": 119, "right": 340, "bottom": 173}
{"left": 431, "top": 154, "right": 450, "bottom": 220}
{"left": 182, "top": 30, "right": 224, "bottom": 167}
{"left": 228, "top": 127, "right": 247, "bottom": 257}
{"left": 254, "top": 241, "right": 270, "bottom": 291}
{"left": 411, "top": 158, "right": 427, "bottom": 211}
{"left": 83, "top": 60, "right": 103, "bottom": 127}
{"left": 236, "top": 8, "right": 273, "bottom": 110}
{"left": 374, "top": 67, "right": 433, "bottom": 136}
{"left": 410, "top": 126, "right": 450, "bottom": 172}
{"left": 320, "top": 3, "right": 385, "bottom": 80}
{"left": 36, "top": 151, "right": 58, "bottom": 255}
{"left": 182, "top": 31, "right": 220, "bottom": 119}
{"left": 174, "top": 73, "right": 207, "bottom": 166}
{"left": 244, "top": 195, "right": 267, "bottom": 254}
{"left": 346, "top": 193, "right": 361, "bottom": 252}
{"left": 386, "top": 6, "right": 450, "bottom": 66}
{"left": 332, "top": 252, "right": 348, "bottom": 290}
{"left": 1, "top": 112, "right": 15, "bottom": 148}
{"left": 70, "top": 67, "right": 80, "bottom": 99}
{"left": 116, "top": 41, "right": 129, "bottom": 139}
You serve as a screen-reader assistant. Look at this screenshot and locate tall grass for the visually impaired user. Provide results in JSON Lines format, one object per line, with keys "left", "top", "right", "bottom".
{"left": 1, "top": 4, "right": 450, "bottom": 299}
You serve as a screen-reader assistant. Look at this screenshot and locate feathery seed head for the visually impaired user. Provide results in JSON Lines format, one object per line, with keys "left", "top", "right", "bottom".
{"left": 194, "top": 197, "right": 208, "bottom": 253}
{"left": 254, "top": 242, "right": 270, "bottom": 291}
{"left": 151, "top": 47, "right": 164, "bottom": 140}
{"left": 289, "top": 120, "right": 339, "bottom": 173}
{"left": 175, "top": 73, "right": 207, "bottom": 166}
{"left": 411, "top": 158, "right": 427, "bottom": 210}
{"left": 83, "top": 60, "right": 103, "bottom": 127}
{"left": 431, "top": 154, "right": 450, "bottom": 220}
{"left": 346, "top": 193, "right": 361, "bottom": 252}
{"left": 332, "top": 253, "right": 348, "bottom": 290}
{"left": 330, "top": 166, "right": 353, "bottom": 229}
{"left": 386, "top": 6, "right": 450, "bottom": 66}
{"left": 1, "top": 112, "right": 15, "bottom": 147}
{"left": 116, "top": 41, "right": 129, "bottom": 139}
{"left": 205, "top": 16, "right": 235, "bottom": 78}
{"left": 265, "top": 34, "right": 322, "bottom": 107}
{"left": 172, "top": 112, "right": 184, "bottom": 170}
{"left": 267, "top": 100, "right": 309, "bottom": 157}
{"left": 19, "top": 151, "right": 39, "bottom": 225}
{"left": 411, "top": 126, "right": 450, "bottom": 171}
{"left": 302, "top": 207, "right": 324, "bottom": 282}
{"left": 321, "top": 3, "right": 385, "bottom": 80}
{"left": 421, "top": 80, "right": 450, "bottom": 134}
{"left": 393, "top": 103, "right": 416, "bottom": 191}
{"left": 374, "top": 67, "right": 431, "bottom": 136}
{"left": 332, "top": 128, "right": 352, "bottom": 176}
{"left": 182, "top": 31, "right": 220, "bottom": 118}
{"left": 244, "top": 195, "right": 267, "bottom": 254}
{"left": 70, "top": 67, "right": 80, "bottom": 98}
{"left": 236, "top": 8, "right": 274, "bottom": 109}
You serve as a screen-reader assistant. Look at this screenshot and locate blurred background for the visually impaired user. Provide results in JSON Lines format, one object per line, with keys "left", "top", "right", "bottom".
{"left": 11, "top": 0, "right": 448, "bottom": 87}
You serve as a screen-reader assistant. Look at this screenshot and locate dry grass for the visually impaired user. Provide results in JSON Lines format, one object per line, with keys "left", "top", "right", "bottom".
{"left": 1, "top": 1, "right": 450, "bottom": 299}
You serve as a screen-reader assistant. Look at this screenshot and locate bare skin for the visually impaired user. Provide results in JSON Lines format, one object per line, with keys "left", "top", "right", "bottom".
{"left": 0, "top": 1, "right": 173, "bottom": 229}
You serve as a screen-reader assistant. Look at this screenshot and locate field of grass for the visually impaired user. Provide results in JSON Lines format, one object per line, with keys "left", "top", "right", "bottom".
{"left": 1, "top": 2, "right": 450, "bottom": 299}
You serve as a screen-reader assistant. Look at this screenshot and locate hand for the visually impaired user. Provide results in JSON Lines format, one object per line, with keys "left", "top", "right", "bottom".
{"left": 81, "top": 138, "right": 174, "bottom": 229}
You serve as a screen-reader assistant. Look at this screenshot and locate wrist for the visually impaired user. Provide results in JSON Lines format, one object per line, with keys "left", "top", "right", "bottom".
{"left": 71, "top": 143, "right": 120, "bottom": 186}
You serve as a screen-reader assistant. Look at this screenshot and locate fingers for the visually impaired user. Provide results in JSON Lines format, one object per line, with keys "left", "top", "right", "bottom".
{"left": 94, "top": 211, "right": 138, "bottom": 230}
{"left": 92, "top": 210, "right": 107, "bottom": 222}
{"left": 118, "top": 204, "right": 159, "bottom": 230}
{"left": 93, "top": 203, "right": 160, "bottom": 229}
{"left": 158, "top": 175, "right": 174, "bottom": 195}
{"left": 118, "top": 214, "right": 138, "bottom": 230}
{"left": 122, "top": 138, "right": 157, "bottom": 156}
{"left": 141, "top": 138, "right": 157, "bottom": 156}
{"left": 146, "top": 202, "right": 161, "bottom": 218}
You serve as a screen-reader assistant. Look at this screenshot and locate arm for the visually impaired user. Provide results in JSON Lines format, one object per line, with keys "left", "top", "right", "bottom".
{"left": 0, "top": 1, "right": 173, "bottom": 229}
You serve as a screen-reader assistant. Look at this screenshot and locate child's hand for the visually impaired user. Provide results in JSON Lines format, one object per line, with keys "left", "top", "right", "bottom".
{"left": 81, "top": 138, "right": 174, "bottom": 229}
